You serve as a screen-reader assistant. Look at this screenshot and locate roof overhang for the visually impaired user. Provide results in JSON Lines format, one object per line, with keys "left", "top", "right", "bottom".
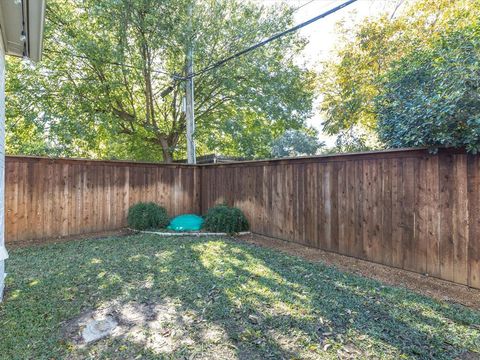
{"left": 0, "top": 0, "right": 46, "bottom": 62}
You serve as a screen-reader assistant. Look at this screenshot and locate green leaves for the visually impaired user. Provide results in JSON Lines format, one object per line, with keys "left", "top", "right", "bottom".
{"left": 376, "top": 18, "right": 480, "bottom": 152}
{"left": 319, "top": 0, "right": 480, "bottom": 152}
{"left": 271, "top": 129, "right": 324, "bottom": 158}
{"left": 127, "top": 202, "right": 170, "bottom": 230}
{"left": 203, "top": 204, "right": 249, "bottom": 233}
{"left": 6, "top": 0, "right": 315, "bottom": 162}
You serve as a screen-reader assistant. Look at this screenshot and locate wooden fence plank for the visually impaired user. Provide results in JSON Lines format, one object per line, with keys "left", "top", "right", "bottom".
{"left": 381, "top": 158, "right": 393, "bottom": 266}
{"left": 415, "top": 157, "right": 428, "bottom": 275}
{"left": 323, "top": 163, "right": 332, "bottom": 251}
{"left": 391, "top": 158, "right": 403, "bottom": 268}
{"left": 315, "top": 163, "right": 324, "bottom": 249}
{"left": 308, "top": 163, "right": 318, "bottom": 248}
{"left": 439, "top": 153, "right": 455, "bottom": 282}
{"left": 337, "top": 161, "right": 347, "bottom": 254}
{"left": 468, "top": 155, "right": 480, "bottom": 288}
{"left": 425, "top": 155, "right": 440, "bottom": 277}
{"left": 453, "top": 154, "right": 469, "bottom": 285}
{"left": 346, "top": 161, "right": 356, "bottom": 257}
{"left": 5, "top": 161, "right": 17, "bottom": 243}
{"left": 330, "top": 162, "right": 339, "bottom": 252}
{"left": 353, "top": 160, "right": 364, "bottom": 259}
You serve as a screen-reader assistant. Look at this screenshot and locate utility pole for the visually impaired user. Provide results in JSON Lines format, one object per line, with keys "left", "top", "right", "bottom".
{"left": 185, "top": 2, "right": 196, "bottom": 164}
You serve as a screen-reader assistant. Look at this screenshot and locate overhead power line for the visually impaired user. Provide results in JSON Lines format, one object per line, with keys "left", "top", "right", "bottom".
{"left": 184, "top": 0, "right": 357, "bottom": 80}
{"left": 293, "top": 0, "right": 345, "bottom": 19}
{"left": 44, "top": 49, "right": 175, "bottom": 77}
{"left": 44, "top": 0, "right": 355, "bottom": 82}
{"left": 292, "top": 0, "right": 317, "bottom": 13}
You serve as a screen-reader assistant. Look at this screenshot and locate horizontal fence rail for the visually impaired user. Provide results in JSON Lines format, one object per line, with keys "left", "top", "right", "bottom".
{"left": 4, "top": 148, "right": 480, "bottom": 289}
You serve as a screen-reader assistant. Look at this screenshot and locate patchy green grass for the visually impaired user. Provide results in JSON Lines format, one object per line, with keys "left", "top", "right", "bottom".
{"left": 0, "top": 235, "right": 479, "bottom": 359}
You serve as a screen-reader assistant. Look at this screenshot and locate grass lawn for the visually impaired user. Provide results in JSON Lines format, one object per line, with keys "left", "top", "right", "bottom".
{"left": 0, "top": 235, "right": 479, "bottom": 359}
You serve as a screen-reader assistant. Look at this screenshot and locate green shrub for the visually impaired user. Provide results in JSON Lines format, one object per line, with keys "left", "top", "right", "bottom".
{"left": 204, "top": 204, "right": 249, "bottom": 233}
{"left": 127, "top": 202, "right": 169, "bottom": 230}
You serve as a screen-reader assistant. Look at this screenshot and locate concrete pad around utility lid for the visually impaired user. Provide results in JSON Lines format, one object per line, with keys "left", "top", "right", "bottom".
{"left": 82, "top": 316, "right": 118, "bottom": 344}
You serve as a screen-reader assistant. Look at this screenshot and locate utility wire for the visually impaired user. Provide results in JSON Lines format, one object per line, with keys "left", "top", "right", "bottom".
{"left": 213, "top": 0, "right": 337, "bottom": 72}
{"left": 390, "top": 0, "right": 406, "bottom": 19}
{"left": 44, "top": 49, "right": 176, "bottom": 78}
{"left": 293, "top": 0, "right": 344, "bottom": 18}
{"left": 184, "top": 0, "right": 357, "bottom": 80}
{"left": 45, "top": 0, "right": 355, "bottom": 82}
{"left": 292, "top": 0, "right": 317, "bottom": 12}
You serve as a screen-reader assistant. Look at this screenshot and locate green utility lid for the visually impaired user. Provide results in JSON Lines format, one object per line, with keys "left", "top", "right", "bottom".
{"left": 167, "top": 214, "right": 204, "bottom": 231}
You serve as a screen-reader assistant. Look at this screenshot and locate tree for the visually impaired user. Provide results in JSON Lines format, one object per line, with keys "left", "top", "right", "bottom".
{"left": 318, "top": 0, "right": 480, "bottom": 145}
{"left": 6, "top": 0, "right": 315, "bottom": 162}
{"left": 271, "top": 129, "right": 324, "bottom": 158}
{"left": 376, "top": 20, "right": 480, "bottom": 152}
{"left": 318, "top": 16, "right": 406, "bottom": 138}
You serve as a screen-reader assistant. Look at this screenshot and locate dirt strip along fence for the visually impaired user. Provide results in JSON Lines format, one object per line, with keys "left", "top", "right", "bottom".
{"left": 4, "top": 148, "right": 480, "bottom": 288}
{"left": 201, "top": 148, "right": 480, "bottom": 289}
{"left": 5, "top": 156, "right": 200, "bottom": 247}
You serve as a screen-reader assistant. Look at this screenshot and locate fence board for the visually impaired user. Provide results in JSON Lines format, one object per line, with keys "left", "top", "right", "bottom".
{"left": 345, "top": 161, "right": 356, "bottom": 256}
{"left": 381, "top": 158, "right": 393, "bottom": 267}
{"left": 468, "top": 155, "right": 480, "bottom": 288}
{"left": 425, "top": 155, "right": 440, "bottom": 277}
{"left": 453, "top": 155, "right": 469, "bottom": 284}
{"left": 439, "top": 153, "right": 455, "bottom": 282}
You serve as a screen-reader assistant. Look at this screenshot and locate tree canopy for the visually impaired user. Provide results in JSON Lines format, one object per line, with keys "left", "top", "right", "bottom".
{"left": 9, "top": 0, "right": 480, "bottom": 159}
{"left": 6, "top": 0, "right": 316, "bottom": 162}
{"left": 271, "top": 129, "right": 324, "bottom": 158}
{"left": 377, "top": 19, "right": 480, "bottom": 152}
{"left": 318, "top": 0, "right": 480, "bottom": 152}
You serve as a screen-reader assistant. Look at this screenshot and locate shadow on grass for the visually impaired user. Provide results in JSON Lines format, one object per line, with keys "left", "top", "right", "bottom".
{"left": 1, "top": 234, "right": 479, "bottom": 359}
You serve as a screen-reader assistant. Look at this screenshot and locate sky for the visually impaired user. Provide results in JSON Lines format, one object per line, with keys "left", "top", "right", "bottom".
{"left": 255, "top": 0, "right": 408, "bottom": 146}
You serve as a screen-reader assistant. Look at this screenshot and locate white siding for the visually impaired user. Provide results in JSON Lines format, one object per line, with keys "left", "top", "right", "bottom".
{"left": 0, "top": 35, "right": 6, "bottom": 302}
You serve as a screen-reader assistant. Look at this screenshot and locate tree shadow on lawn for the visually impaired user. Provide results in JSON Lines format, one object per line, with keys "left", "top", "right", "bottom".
{"left": 2, "top": 234, "right": 480, "bottom": 359}
{"left": 165, "top": 240, "right": 480, "bottom": 359}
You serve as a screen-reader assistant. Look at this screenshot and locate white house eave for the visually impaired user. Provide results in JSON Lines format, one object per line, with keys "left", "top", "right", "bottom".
{"left": 0, "top": 0, "right": 46, "bottom": 62}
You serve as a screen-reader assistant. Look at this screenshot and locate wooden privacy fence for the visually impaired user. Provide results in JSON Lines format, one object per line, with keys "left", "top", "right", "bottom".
{"left": 4, "top": 148, "right": 480, "bottom": 289}
{"left": 201, "top": 148, "right": 479, "bottom": 289}
{"left": 5, "top": 156, "right": 200, "bottom": 246}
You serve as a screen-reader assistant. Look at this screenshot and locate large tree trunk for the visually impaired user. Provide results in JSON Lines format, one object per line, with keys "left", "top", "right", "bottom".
{"left": 159, "top": 137, "right": 174, "bottom": 163}
{"left": 162, "top": 149, "right": 173, "bottom": 163}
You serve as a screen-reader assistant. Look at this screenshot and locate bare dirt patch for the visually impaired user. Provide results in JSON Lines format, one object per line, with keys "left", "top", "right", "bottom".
{"left": 62, "top": 299, "right": 190, "bottom": 350}
{"left": 236, "top": 233, "right": 480, "bottom": 310}
{"left": 61, "top": 298, "right": 235, "bottom": 357}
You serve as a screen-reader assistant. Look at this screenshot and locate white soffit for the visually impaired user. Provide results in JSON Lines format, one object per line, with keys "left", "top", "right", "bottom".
{"left": 0, "top": 0, "right": 46, "bottom": 62}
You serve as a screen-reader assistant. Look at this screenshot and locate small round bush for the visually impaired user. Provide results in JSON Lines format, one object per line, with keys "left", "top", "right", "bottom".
{"left": 204, "top": 204, "right": 249, "bottom": 233}
{"left": 127, "top": 202, "right": 169, "bottom": 230}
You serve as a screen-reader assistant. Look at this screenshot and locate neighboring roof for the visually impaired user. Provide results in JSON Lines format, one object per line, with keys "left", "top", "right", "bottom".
{"left": 175, "top": 154, "right": 247, "bottom": 164}
{"left": 0, "top": 0, "right": 46, "bottom": 62}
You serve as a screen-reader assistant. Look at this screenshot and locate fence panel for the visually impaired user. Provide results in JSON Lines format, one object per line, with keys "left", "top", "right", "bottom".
{"left": 200, "top": 148, "right": 479, "bottom": 288}
{"left": 5, "top": 156, "right": 199, "bottom": 246}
